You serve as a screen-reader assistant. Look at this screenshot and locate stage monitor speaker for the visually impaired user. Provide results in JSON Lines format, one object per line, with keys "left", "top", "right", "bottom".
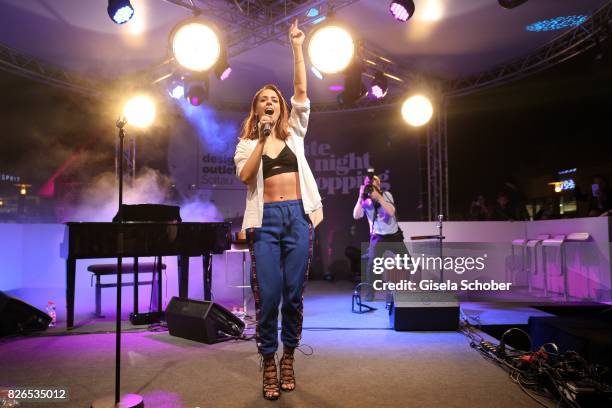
{"left": 389, "top": 291, "right": 459, "bottom": 331}
{"left": 165, "top": 297, "right": 245, "bottom": 344}
{"left": 0, "top": 291, "right": 52, "bottom": 337}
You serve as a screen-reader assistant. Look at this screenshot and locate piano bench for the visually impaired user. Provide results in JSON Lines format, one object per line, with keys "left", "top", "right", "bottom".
{"left": 87, "top": 262, "right": 166, "bottom": 318}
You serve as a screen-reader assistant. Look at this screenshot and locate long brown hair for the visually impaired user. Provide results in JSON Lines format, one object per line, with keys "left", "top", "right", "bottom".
{"left": 239, "top": 84, "right": 290, "bottom": 140}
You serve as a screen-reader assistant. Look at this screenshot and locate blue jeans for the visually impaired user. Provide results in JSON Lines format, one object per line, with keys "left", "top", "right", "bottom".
{"left": 247, "top": 200, "right": 314, "bottom": 355}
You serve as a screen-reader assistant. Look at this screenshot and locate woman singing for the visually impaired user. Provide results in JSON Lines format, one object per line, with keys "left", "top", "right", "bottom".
{"left": 233, "top": 19, "right": 323, "bottom": 400}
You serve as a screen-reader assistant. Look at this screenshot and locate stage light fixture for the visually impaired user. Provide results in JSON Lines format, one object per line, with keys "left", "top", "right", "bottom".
{"left": 401, "top": 95, "right": 433, "bottom": 127}
{"left": 307, "top": 24, "right": 355, "bottom": 74}
{"left": 498, "top": 0, "right": 528, "bottom": 9}
{"left": 389, "top": 0, "right": 415, "bottom": 22}
{"left": 370, "top": 71, "right": 388, "bottom": 99}
{"left": 123, "top": 95, "right": 156, "bottom": 128}
{"left": 169, "top": 82, "right": 185, "bottom": 99}
{"left": 337, "top": 62, "right": 367, "bottom": 106}
{"left": 170, "top": 19, "right": 221, "bottom": 72}
{"left": 306, "top": 8, "right": 319, "bottom": 18}
{"left": 108, "top": 0, "right": 134, "bottom": 24}
{"left": 186, "top": 83, "right": 208, "bottom": 106}
{"left": 526, "top": 15, "right": 587, "bottom": 32}
{"left": 213, "top": 48, "right": 232, "bottom": 81}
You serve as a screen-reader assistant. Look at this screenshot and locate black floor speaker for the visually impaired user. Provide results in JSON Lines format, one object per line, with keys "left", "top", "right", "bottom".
{"left": 165, "top": 297, "right": 245, "bottom": 344}
{"left": 389, "top": 291, "right": 459, "bottom": 331}
{"left": 0, "top": 291, "right": 52, "bottom": 337}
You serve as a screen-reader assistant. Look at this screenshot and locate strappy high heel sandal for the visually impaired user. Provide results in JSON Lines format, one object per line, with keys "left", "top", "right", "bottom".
{"left": 261, "top": 354, "right": 280, "bottom": 400}
{"left": 279, "top": 348, "right": 296, "bottom": 392}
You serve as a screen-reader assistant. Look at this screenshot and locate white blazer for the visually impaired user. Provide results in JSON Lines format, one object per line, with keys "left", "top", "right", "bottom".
{"left": 234, "top": 96, "right": 323, "bottom": 230}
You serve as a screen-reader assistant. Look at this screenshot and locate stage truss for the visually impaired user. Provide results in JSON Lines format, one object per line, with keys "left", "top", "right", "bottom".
{"left": 1, "top": 1, "right": 611, "bottom": 219}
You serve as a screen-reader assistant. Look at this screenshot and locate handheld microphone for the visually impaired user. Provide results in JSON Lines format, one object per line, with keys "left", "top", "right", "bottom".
{"left": 263, "top": 107, "right": 273, "bottom": 136}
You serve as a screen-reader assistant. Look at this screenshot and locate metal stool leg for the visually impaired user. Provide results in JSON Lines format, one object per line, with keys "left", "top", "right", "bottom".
{"left": 242, "top": 252, "right": 247, "bottom": 315}
{"left": 562, "top": 245, "right": 569, "bottom": 301}
{"left": 133, "top": 257, "right": 139, "bottom": 315}
{"left": 157, "top": 256, "right": 162, "bottom": 313}
{"left": 520, "top": 246, "right": 526, "bottom": 284}
{"left": 542, "top": 246, "right": 548, "bottom": 297}
{"left": 526, "top": 246, "right": 532, "bottom": 292}
{"left": 95, "top": 274, "right": 103, "bottom": 317}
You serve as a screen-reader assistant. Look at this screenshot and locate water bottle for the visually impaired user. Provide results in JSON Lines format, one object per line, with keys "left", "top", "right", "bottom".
{"left": 46, "top": 301, "right": 57, "bottom": 327}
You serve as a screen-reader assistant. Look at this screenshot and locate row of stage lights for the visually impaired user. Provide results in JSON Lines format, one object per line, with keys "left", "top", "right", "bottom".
{"left": 109, "top": 0, "right": 500, "bottom": 127}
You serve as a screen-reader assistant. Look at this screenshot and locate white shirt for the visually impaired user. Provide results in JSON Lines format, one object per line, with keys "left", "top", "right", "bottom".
{"left": 363, "top": 191, "right": 399, "bottom": 235}
{"left": 234, "top": 96, "right": 323, "bottom": 230}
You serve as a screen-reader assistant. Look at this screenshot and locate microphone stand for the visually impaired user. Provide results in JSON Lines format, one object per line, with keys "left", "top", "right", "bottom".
{"left": 351, "top": 283, "right": 377, "bottom": 314}
{"left": 410, "top": 214, "right": 446, "bottom": 283}
{"left": 436, "top": 214, "right": 444, "bottom": 283}
{"left": 92, "top": 118, "right": 144, "bottom": 408}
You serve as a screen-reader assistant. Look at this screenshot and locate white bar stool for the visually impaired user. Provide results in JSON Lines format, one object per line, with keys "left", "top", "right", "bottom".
{"left": 564, "top": 233, "right": 591, "bottom": 300}
{"left": 224, "top": 233, "right": 251, "bottom": 318}
{"left": 542, "top": 234, "right": 566, "bottom": 299}
{"left": 510, "top": 238, "right": 527, "bottom": 284}
{"left": 542, "top": 233, "right": 590, "bottom": 301}
{"left": 525, "top": 234, "right": 550, "bottom": 293}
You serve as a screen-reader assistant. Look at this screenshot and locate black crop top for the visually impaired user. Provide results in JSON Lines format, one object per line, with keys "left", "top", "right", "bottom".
{"left": 262, "top": 144, "right": 299, "bottom": 179}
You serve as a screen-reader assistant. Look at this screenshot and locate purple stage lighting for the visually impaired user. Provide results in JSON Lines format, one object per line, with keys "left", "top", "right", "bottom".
{"left": 187, "top": 84, "right": 207, "bottom": 106}
{"left": 220, "top": 67, "right": 232, "bottom": 81}
{"left": 371, "top": 85, "right": 386, "bottom": 99}
{"left": 213, "top": 47, "right": 231, "bottom": 81}
{"left": 370, "top": 71, "right": 388, "bottom": 99}
{"left": 389, "top": 0, "right": 415, "bottom": 22}
{"left": 328, "top": 84, "right": 344, "bottom": 92}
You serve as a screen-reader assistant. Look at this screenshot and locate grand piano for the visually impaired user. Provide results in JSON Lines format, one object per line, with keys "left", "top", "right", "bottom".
{"left": 60, "top": 221, "right": 231, "bottom": 328}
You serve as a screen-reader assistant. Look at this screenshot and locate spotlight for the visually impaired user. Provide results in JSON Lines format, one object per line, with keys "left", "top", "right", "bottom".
{"left": 170, "top": 18, "right": 222, "bottom": 72}
{"left": 213, "top": 47, "right": 231, "bottom": 81}
{"left": 218, "top": 66, "right": 232, "bottom": 81}
{"left": 498, "top": 0, "right": 528, "bottom": 9}
{"left": 401, "top": 95, "right": 433, "bottom": 127}
{"left": 389, "top": 0, "right": 415, "bottom": 22}
{"left": 168, "top": 81, "right": 184, "bottom": 99}
{"left": 307, "top": 23, "right": 355, "bottom": 74}
{"left": 526, "top": 15, "right": 587, "bottom": 32}
{"left": 370, "top": 71, "right": 388, "bottom": 99}
{"left": 123, "top": 95, "right": 156, "bottom": 128}
{"left": 306, "top": 8, "right": 319, "bottom": 18}
{"left": 14, "top": 183, "right": 31, "bottom": 196}
{"left": 338, "top": 62, "right": 367, "bottom": 106}
{"left": 108, "top": 0, "right": 134, "bottom": 24}
{"left": 186, "top": 82, "right": 208, "bottom": 106}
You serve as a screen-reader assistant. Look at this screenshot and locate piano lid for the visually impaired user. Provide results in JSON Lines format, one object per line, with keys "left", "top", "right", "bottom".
{"left": 112, "top": 204, "right": 181, "bottom": 223}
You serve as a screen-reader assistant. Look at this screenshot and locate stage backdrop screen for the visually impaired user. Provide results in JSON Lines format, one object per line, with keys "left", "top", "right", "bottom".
{"left": 168, "top": 104, "right": 422, "bottom": 280}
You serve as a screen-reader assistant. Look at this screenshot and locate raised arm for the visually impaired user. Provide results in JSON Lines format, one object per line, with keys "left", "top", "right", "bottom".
{"left": 289, "top": 19, "right": 307, "bottom": 103}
